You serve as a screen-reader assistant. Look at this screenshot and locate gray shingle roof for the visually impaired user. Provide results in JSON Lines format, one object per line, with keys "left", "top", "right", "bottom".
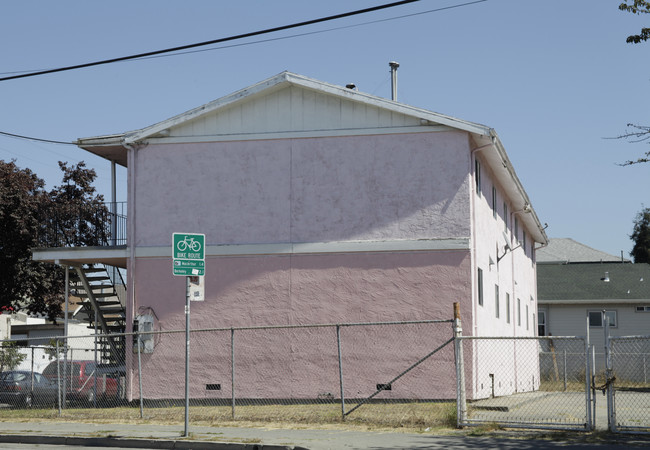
{"left": 537, "top": 262, "right": 650, "bottom": 302}
{"left": 537, "top": 238, "right": 626, "bottom": 264}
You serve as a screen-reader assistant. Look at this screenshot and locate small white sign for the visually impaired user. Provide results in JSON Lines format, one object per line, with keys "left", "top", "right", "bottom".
{"left": 188, "top": 276, "right": 204, "bottom": 301}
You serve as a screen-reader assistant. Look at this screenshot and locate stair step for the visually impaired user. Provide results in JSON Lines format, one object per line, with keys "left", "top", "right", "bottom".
{"left": 76, "top": 292, "right": 118, "bottom": 299}
{"left": 70, "top": 274, "right": 110, "bottom": 281}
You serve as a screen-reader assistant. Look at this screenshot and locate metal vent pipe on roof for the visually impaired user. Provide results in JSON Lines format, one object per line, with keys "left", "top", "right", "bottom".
{"left": 389, "top": 61, "right": 399, "bottom": 101}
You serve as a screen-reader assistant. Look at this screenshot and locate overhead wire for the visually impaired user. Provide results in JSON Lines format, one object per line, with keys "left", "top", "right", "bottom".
{"left": 0, "top": 0, "right": 424, "bottom": 82}
{"left": 0, "top": 0, "right": 488, "bottom": 145}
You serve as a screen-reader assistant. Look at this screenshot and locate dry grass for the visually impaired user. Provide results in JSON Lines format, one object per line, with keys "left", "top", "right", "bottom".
{"left": 0, "top": 401, "right": 458, "bottom": 434}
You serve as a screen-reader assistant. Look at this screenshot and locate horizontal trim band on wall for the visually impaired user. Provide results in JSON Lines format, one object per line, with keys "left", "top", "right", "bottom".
{"left": 136, "top": 238, "right": 470, "bottom": 258}
{"left": 145, "top": 125, "right": 451, "bottom": 145}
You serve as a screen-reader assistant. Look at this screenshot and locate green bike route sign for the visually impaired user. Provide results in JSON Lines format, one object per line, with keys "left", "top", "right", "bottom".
{"left": 172, "top": 232, "right": 205, "bottom": 276}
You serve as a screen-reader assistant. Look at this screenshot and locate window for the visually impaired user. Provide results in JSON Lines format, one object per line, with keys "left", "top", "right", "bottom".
{"left": 532, "top": 313, "right": 535, "bottom": 335}
{"left": 636, "top": 305, "right": 650, "bottom": 312}
{"left": 492, "top": 187, "right": 497, "bottom": 218}
{"left": 475, "top": 158, "right": 481, "bottom": 196}
{"left": 517, "top": 298, "right": 521, "bottom": 326}
{"left": 514, "top": 217, "right": 519, "bottom": 243}
{"left": 522, "top": 232, "right": 527, "bottom": 256}
{"left": 506, "top": 293, "right": 511, "bottom": 324}
{"left": 495, "top": 284, "right": 500, "bottom": 318}
{"left": 589, "top": 310, "right": 617, "bottom": 328}
{"left": 478, "top": 268, "right": 484, "bottom": 306}
{"left": 538, "top": 310, "right": 546, "bottom": 336}
{"left": 503, "top": 202, "right": 508, "bottom": 233}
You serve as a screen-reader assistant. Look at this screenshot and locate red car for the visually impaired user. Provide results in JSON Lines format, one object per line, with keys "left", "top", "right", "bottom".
{"left": 42, "top": 360, "right": 119, "bottom": 404}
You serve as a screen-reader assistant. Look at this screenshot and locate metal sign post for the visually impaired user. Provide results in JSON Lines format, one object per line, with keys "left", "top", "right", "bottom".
{"left": 172, "top": 233, "right": 205, "bottom": 438}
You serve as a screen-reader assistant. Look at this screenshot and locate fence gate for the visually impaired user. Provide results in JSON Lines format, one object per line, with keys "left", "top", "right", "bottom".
{"left": 457, "top": 336, "right": 593, "bottom": 431}
{"left": 607, "top": 334, "right": 650, "bottom": 433}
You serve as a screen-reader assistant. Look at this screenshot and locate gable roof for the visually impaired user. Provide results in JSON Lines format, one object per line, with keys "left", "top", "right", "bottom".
{"left": 76, "top": 71, "right": 547, "bottom": 244}
{"left": 538, "top": 262, "right": 650, "bottom": 303}
{"left": 537, "top": 238, "right": 627, "bottom": 264}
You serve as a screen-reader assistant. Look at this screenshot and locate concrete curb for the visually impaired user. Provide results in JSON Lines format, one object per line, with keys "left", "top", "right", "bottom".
{"left": 0, "top": 434, "right": 310, "bottom": 450}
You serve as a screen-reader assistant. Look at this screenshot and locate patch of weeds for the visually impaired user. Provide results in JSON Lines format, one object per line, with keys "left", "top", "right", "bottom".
{"left": 467, "top": 422, "right": 502, "bottom": 435}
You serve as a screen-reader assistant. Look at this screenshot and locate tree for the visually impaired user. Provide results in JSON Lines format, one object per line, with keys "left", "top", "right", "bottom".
{"left": 616, "top": 2, "right": 650, "bottom": 163}
{"left": 0, "top": 160, "right": 106, "bottom": 321}
{"left": 0, "top": 341, "right": 26, "bottom": 372}
{"left": 631, "top": 207, "right": 650, "bottom": 263}
{"left": 619, "top": 1, "right": 650, "bottom": 43}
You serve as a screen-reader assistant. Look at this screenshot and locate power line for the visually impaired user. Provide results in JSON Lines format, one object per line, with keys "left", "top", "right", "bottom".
{"left": 0, "top": 0, "right": 423, "bottom": 82}
{"left": 0, "top": 131, "right": 74, "bottom": 145}
{"left": 116, "top": 0, "right": 488, "bottom": 64}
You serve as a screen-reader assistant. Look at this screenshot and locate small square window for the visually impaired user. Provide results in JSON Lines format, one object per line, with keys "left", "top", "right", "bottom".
{"left": 589, "top": 311, "right": 617, "bottom": 328}
{"left": 478, "top": 268, "right": 484, "bottom": 307}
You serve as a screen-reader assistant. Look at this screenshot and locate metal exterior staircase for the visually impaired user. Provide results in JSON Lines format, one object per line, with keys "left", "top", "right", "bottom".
{"left": 70, "top": 264, "right": 126, "bottom": 364}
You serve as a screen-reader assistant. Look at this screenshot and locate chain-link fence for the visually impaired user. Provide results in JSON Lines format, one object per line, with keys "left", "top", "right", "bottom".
{"left": 608, "top": 335, "right": 650, "bottom": 433}
{"left": 457, "top": 336, "right": 592, "bottom": 431}
{"left": 0, "top": 320, "right": 457, "bottom": 429}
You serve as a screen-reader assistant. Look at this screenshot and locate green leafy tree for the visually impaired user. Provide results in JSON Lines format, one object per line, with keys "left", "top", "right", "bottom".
{"left": 0, "top": 341, "right": 26, "bottom": 372}
{"left": 619, "top": 1, "right": 650, "bottom": 43}
{"left": 631, "top": 207, "right": 650, "bottom": 263}
{"left": 616, "top": 2, "right": 650, "bottom": 163}
{"left": 0, "top": 160, "right": 106, "bottom": 321}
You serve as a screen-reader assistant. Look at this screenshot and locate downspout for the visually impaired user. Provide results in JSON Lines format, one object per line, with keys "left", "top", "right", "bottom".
{"left": 123, "top": 141, "right": 138, "bottom": 402}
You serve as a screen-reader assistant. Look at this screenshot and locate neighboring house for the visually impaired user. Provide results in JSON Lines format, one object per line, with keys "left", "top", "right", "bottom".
{"left": 33, "top": 72, "right": 547, "bottom": 400}
{"left": 537, "top": 238, "right": 650, "bottom": 372}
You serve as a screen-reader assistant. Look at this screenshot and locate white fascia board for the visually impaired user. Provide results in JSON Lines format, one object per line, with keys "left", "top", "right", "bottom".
{"left": 538, "top": 299, "right": 648, "bottom": 305}
{"left": 124, "top": 73, "right": 292, "bottom": 144}
{"left": 136, "top": 238, "right": 470, "bottom": 258}
{"left": 125, "top": 71, "right": 493, "bottom": 145}
{"left": 285, "top": 72, "right": 493, "bottom": 137}
{"left": 486, "top": 130, "right": 548, "bottom": 245}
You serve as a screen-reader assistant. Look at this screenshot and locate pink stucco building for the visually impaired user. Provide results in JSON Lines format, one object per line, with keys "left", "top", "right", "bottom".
{"left": 34, "top": 72, "right": 547, "bottom": 401}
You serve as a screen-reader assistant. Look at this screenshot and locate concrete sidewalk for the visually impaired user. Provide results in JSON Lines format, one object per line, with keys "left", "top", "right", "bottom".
{"left": 0, "top": 421, "right": 650, "bottom": 449}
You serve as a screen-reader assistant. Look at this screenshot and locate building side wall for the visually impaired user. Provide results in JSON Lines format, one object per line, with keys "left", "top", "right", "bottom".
{"left": 133, "top": 250, "right": 471, "bottom": 400}
{"left": 470, "top": 152, "right": 540, "bottom": 398}
{"left": 133, "top": 132, "right": 472, "bottom": 247}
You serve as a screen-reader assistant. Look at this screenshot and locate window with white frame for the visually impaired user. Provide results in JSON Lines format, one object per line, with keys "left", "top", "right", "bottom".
{"left": 538, "top": 310, "right": 546, "bottom": 336}
{"left": 478, "top": 268, "right": 484, "bottom": 306}
{"left": 503, "top": 202, "right": 508, "bottom": 233}
{"left": 475, "top": 159, "right": 481, "bottom": 196}
{"left": 492, "top": 187, "right": 497, "bottom": 219}
{"left": 588, "top": 310, "right": 617, "bottom": 328}
{"left": 495, "top": 284, "right": 500, "bottom": 318}
{"left": 506, "top": 293, "right": 511, "bottom": 324}
{"left": 636, "top": 305, "right": 650, "bottom": 312}
{"left": 517, "top": 298, "right": 521, "bottom": 326}
{"left": 514, "top": 217, "right": 519, "bottom": 243}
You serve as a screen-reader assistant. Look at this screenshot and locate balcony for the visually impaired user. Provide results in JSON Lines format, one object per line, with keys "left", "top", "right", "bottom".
{"left": 37, "top": 202, "right": 127, "bottom": 248}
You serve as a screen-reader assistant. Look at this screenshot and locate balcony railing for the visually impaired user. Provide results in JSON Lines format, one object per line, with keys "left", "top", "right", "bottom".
{"left": 38, "top": 202, "right": 127, "bottom": 248}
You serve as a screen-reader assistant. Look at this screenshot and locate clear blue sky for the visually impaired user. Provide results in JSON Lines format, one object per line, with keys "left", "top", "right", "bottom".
{"left": 1, "top": 0, "right": 648, "bottom": 258}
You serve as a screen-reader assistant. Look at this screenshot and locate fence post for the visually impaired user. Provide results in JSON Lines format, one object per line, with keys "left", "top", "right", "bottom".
{"left": 231, "top": 328, "right": 235, "bottom": 419}
{"left": 56, "top": 340, "right": 61, "bottom": 416}
{"left": 604, "top": 312, "right": 616, "bottom": 432}
{"left": 453, "top": 302, "right": 467, "bottom": 427}
{"left": 585, "top": 314, "right": 593, "bottom": 430}
{"left": 137, "top": 329, "right": 143, "bottom": 418}
{"left": 336, "top": 325, "right": 345, "bottom": 421}
{"left": 563, "top": 350, "right": 567, "bottom": 392}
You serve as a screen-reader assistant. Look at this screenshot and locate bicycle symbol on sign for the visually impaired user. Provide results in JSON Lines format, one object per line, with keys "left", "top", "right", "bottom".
{"left": 177, "top": 236, "right": 202, "bottom": 253}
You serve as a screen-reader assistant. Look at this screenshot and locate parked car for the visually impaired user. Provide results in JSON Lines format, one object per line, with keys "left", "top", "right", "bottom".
{"left": 0, "top": 370, "right": 57, "bottom": 408}
{"left": 42, "top": 360, "right": 119, "bottom": 403}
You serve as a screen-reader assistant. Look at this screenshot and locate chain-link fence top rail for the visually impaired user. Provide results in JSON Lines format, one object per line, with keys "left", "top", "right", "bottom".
{"left": 0, "top": 319, "right": 457, "bottom": 429}
{"left": 609, "top": 335, "right": 650, "bottom": 432}
{"left": 457, "top": 336, "right": 590, "bottom": 431}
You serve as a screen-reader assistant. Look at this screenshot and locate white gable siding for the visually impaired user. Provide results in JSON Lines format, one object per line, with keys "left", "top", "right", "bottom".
{"left": 169, "top": 86, "right": 423, "bottom": 139}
